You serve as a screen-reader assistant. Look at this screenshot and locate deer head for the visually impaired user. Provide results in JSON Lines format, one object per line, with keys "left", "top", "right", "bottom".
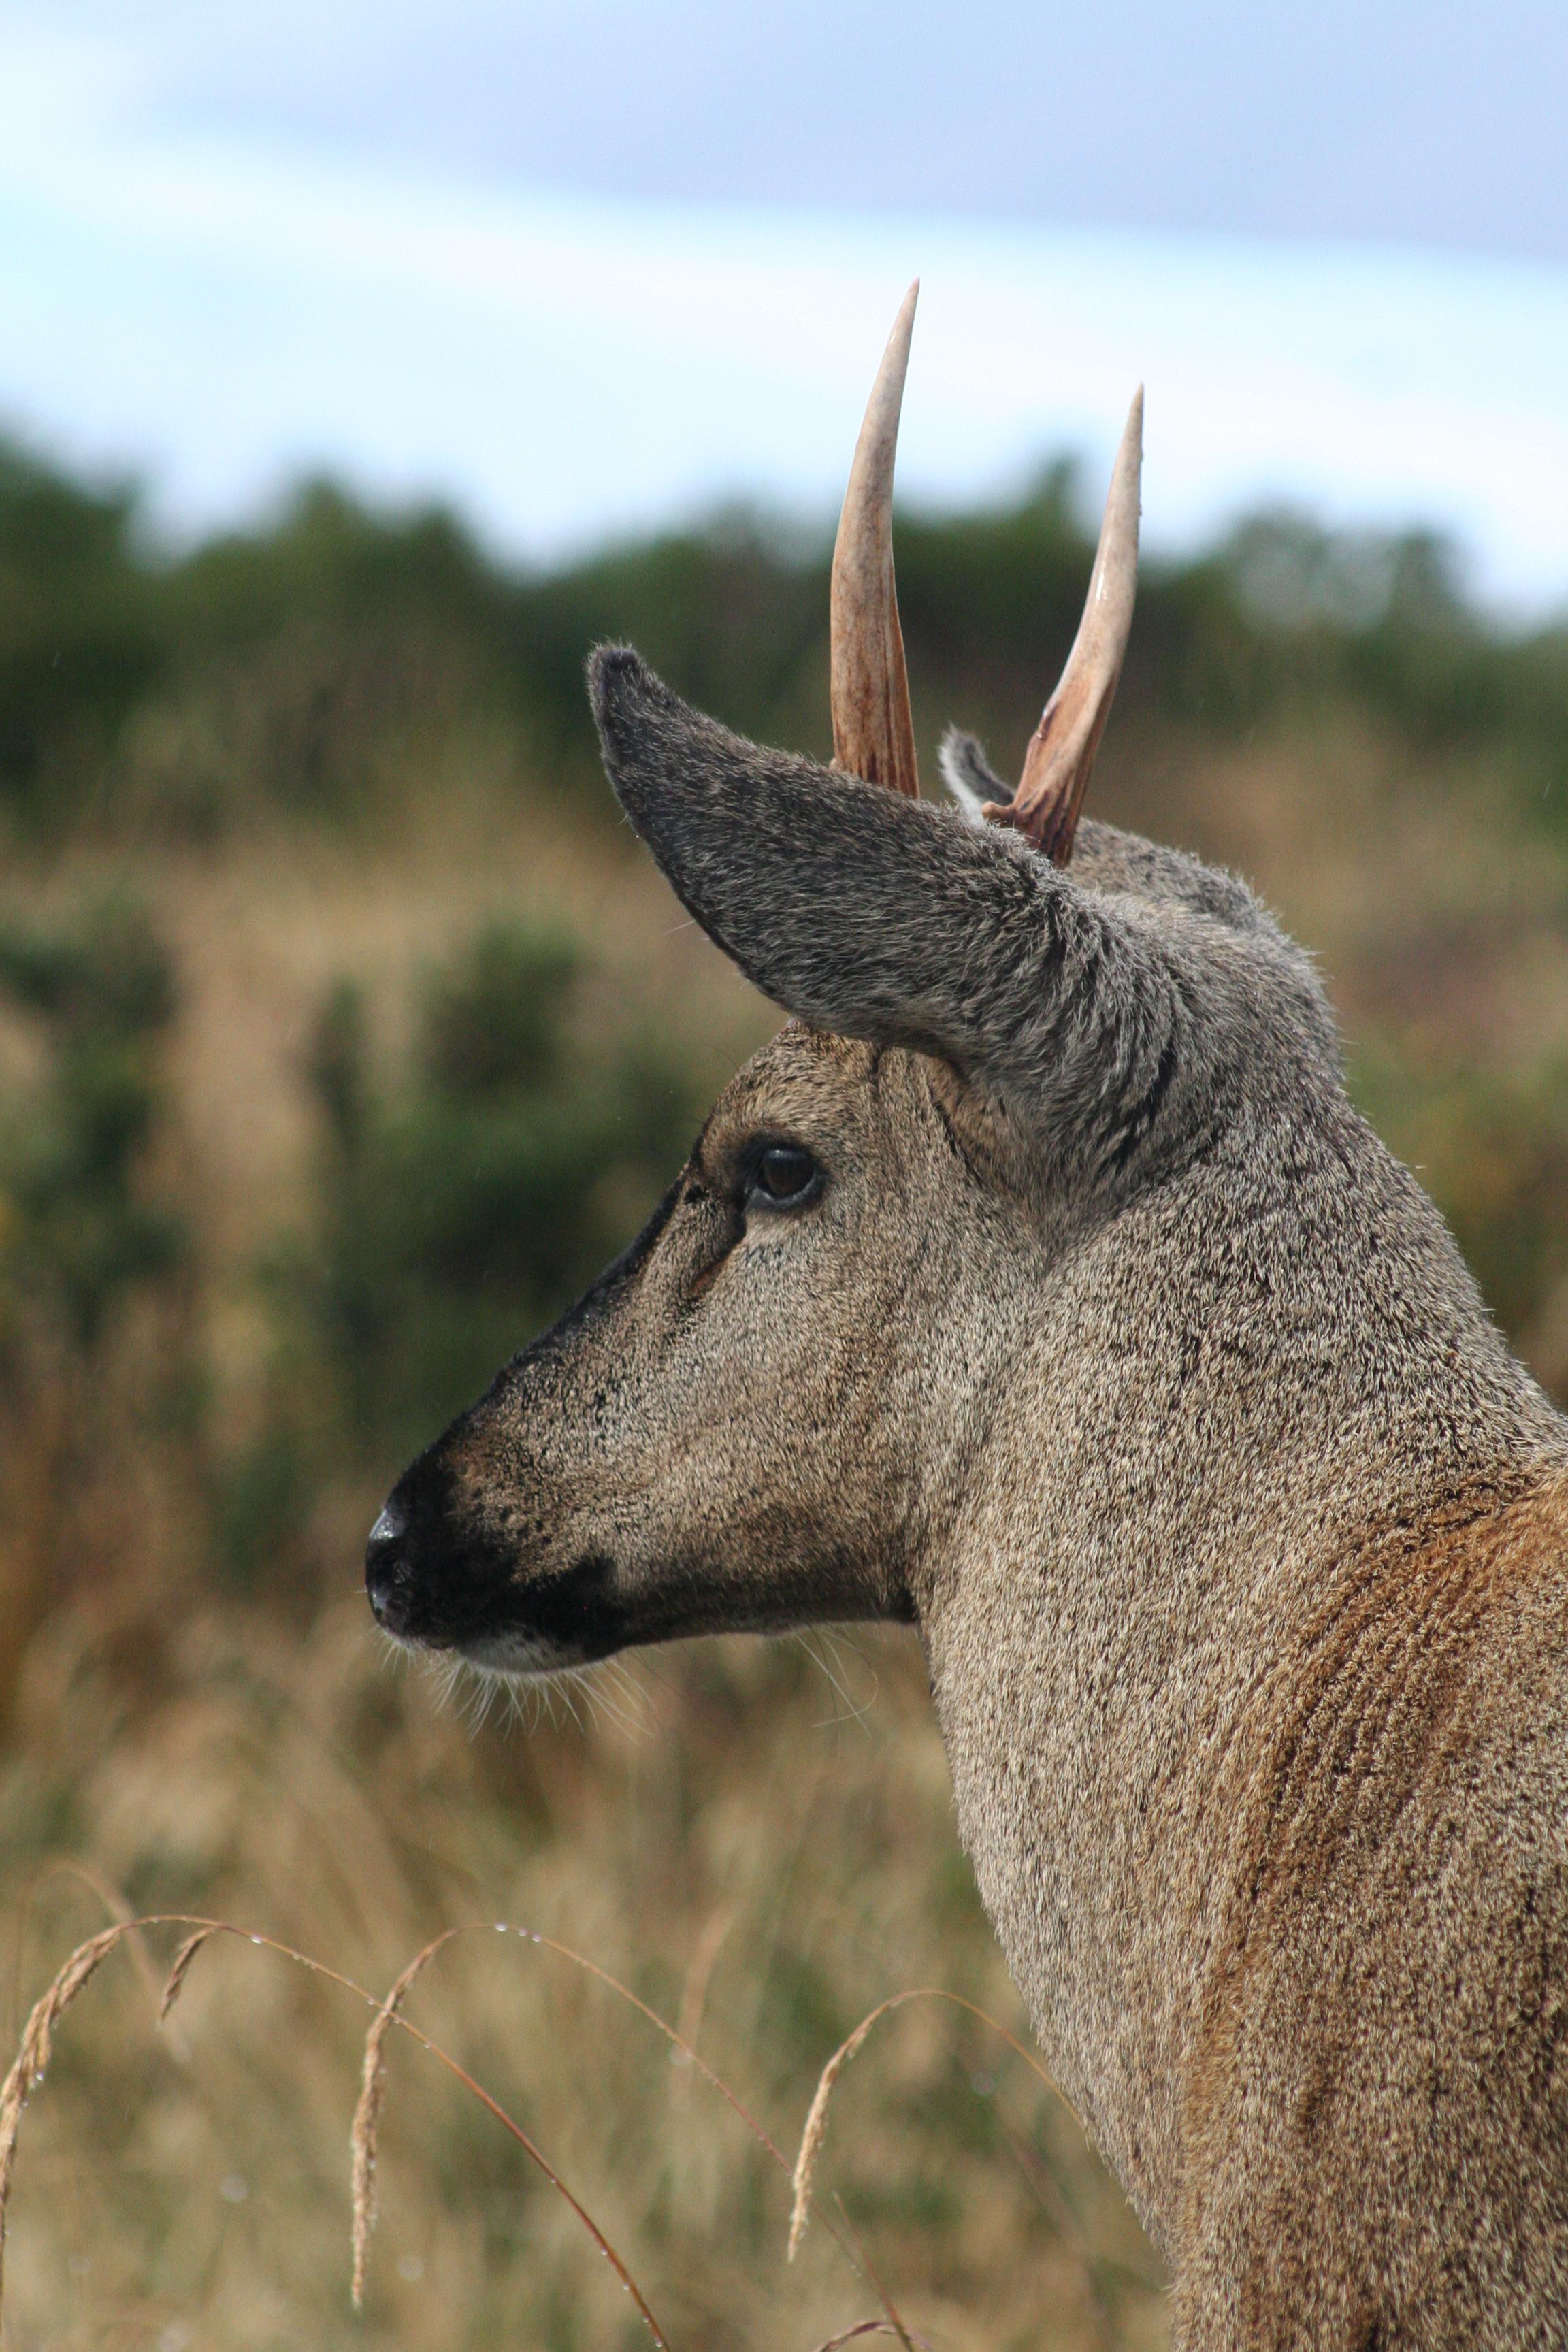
{"left": 361, "top": 281, "right": 1217, "bottom": 1667}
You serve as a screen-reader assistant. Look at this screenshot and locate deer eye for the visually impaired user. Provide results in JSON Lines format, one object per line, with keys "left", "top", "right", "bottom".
{"left": 747, "top": 1143, "right": 821, "bottom": 1208}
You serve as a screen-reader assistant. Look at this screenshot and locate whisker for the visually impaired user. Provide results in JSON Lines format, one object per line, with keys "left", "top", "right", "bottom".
{"left": 794, "top": 1630, "right": 879, "bottom": 1731}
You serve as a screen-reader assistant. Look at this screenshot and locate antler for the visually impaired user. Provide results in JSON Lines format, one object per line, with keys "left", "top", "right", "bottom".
{"left": 985, "top": 389, "right": 1143, "bottom": 866}
{"left": 830, "top": 282, "right": 921, "bottom": 799}
{"left": 829, "top": 289, "right": 1141, "bottom": 846}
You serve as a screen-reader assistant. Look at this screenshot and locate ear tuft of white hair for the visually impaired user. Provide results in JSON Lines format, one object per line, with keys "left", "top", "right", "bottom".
{"left": 938, "top": 728, "right": 1011, "bottom": 829}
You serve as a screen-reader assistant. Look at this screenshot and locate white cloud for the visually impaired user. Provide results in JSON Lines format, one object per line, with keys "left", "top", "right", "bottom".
{"left": 7, "top": 0, "right": 1567, "bottom": 260}
{"left": 1, "top": 18, "right": 1566, "bottom": 610}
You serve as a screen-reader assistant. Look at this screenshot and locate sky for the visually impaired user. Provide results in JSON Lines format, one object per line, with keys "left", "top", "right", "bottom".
{"left": 2, "top": 1, "right": 1567, "bottom": 607}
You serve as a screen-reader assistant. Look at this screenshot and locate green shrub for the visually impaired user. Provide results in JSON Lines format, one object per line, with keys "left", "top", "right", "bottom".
{"left": 306, "top": 918, "right": 701, "bottom": 1469}
{"left": 0, "top": 446, "right": 160, "bottom": 819}
{"left": 0, "top": 895, "right": 182, "bottom": 1347}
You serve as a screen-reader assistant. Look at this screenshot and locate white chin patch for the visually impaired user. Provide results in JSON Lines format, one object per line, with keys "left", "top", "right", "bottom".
{"left": 455, "top": 1630, "right": 587, "bottom": 1680}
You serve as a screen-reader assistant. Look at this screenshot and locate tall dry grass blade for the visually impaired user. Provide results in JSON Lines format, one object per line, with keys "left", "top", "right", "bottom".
{"left": 827, "top": 2197, "right": 928, "bottom": 2352}
{"left": 995, "top": 2117, "right": 1118, "bottom": 2350}
{"left": 788, "top": 1999, "right": 894, "bottom": 2260}
{"left": 789, "top": 1987, "right": 1075, "bottom": 2259}
{"left": 480, "top": 1921, "right": 886, "bottom": 2294}
{"left": 350, "top": 1930, "right": 457, "bottom": 2308}
{"left": 811, "top": 2325, "right": 911, "bottom": 2351}
{"left": 157, "top": 1929, "right": 218, "bottom": 2024}
{"left": 345, "top": 1938, "right": 676, "bottom": 2342}
{"left": 12, "top": 1862, "right": 149, "bottom": 2027}
{"left": 670, "top": 1903, "right": 733, "bottom": 2098}
{"left": 488, "top": 1923, "right": 802, "bottom": 2183}
{"left": 383, "top": 1999, "right": 674, "bottom": 2345}
{"left": 0, "top": 1923, "right": 135, "bottom": 2306}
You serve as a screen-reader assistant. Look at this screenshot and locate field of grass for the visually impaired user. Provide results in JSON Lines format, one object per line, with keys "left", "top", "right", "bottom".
{"left": 2, "top": 440, "right": 1568, "bottom": 2348}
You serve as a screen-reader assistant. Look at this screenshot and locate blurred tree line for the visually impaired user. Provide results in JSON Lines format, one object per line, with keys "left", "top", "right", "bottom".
{"left": 3, "top": 427, "right": 1568, "bottom": 1654}
{"left": 5, "top": 435, "right": 1568, "bottom": 836}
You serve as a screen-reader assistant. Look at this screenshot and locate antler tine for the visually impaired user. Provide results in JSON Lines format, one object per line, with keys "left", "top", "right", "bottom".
{"left": 986, "top": 387, "right": 1143, "bottom": 866}
{"left": 830, "top": 282, "right": 921, "bottom": 799}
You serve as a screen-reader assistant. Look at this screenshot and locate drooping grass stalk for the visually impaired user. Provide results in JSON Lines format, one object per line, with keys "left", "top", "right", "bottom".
{"left": 350, "top": 1929, "right": 459, "bottom": 2306}
{"left": 789, "top": 1987, "right": 1078, "bottom": 2257}
{"left": 0, "top": 1916, "right": 672, "bottom": 2350}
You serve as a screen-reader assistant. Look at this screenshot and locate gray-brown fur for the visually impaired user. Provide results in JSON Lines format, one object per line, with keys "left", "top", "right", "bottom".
{"left": 368, "top": 645, "right": 1568, "bottom": 2347}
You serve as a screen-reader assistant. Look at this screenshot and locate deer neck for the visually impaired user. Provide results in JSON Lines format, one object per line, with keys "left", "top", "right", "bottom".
{"left": 916, "top": 1111, "right": 1565, "bottom": 2253}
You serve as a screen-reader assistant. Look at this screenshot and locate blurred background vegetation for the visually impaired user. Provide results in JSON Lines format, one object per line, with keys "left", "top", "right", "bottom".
{"left": 2, "top": 429, "right": 1568, "bottom": 2349}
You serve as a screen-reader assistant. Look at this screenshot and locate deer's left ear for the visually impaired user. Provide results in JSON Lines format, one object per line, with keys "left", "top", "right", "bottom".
{"left": 589, "top": 647, "right": 1181, "bottom": 1144}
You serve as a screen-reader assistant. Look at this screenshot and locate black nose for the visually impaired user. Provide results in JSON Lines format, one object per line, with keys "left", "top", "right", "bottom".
{"left": 365, "top": 1501, "right": 413, "bottom": 1633}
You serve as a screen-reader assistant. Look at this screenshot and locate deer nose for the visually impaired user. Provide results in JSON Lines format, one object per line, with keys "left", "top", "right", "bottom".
{"left": 365, "top": 1501, "right": 414, "bottom": 1633}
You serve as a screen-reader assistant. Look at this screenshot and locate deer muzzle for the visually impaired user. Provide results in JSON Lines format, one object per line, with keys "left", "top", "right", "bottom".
{"left": 363, "top": 1435, "right": 623, "bottom": 1674}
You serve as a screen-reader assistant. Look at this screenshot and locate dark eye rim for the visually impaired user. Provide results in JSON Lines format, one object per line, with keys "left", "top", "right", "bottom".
{"left": 742, "top": 1138, "right": 825, "bottom": 1211}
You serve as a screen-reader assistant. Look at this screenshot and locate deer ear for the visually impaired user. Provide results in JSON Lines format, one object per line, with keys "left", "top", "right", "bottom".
{"left": 589, "top": 645, "right": 1173, "bottom": 1126}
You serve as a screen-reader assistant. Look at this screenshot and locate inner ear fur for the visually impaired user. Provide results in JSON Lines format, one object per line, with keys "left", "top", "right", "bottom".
{"left": 589, "top": 645, "right": 1201, "bottom": 1184}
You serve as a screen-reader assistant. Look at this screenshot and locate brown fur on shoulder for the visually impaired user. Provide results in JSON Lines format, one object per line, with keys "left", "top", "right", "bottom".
{"left": 1184, "top": 1471, "right": 1568, "bottom": 2347}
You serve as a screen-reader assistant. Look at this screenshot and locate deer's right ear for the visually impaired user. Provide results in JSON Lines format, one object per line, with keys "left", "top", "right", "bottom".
{"left": 589, "top": 647, "right": 1182, "bottom": 1147}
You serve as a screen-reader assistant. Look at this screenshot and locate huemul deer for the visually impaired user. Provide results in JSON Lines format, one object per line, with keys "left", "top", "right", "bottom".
{"left": 365, "top": 286, "right": 1568, "bottom": 2346}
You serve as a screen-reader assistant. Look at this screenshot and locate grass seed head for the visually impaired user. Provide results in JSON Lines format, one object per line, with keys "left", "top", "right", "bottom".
{"left": 0, "top": 1925, "right": 135, "bottom": 2314}
{"left": 350, "top": 1931, "right": 457, "bottom": 2309}
{"left": 789, "top": 2002, "right": 892, "bottom": 2261}
{"left": 159, "top": 1928, "right": 218, "bottom": 2024}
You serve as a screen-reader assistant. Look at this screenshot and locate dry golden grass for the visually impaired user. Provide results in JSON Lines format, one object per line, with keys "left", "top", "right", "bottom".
{"left": 0, "top": 1598, "right": 1164, "bottom": 2351}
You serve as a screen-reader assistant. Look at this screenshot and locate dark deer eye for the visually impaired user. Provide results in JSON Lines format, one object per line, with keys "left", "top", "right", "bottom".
{"left": 749, "top": 1143, "right": 821, "bottom": 1207}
